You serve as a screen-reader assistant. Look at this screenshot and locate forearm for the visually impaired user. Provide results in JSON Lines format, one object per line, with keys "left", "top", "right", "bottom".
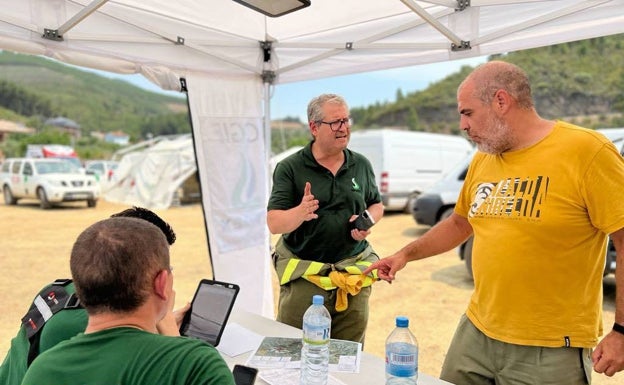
{"left": 366, "top": 202, "right": 384, "bottom": 224}
{"left": 611, "top": 228, "right": 624, "bottom": 325}
{"left": 616, "top": 260, "right": 624, "bottom": 326}
{"left": 399, "top": 213, "right": 472, "bottom": 262}
{"left": 267, "top": 209, "right": 304, "bottom": 234}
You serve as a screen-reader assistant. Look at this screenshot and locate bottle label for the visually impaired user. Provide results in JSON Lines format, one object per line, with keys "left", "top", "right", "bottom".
{"left": 386, "top": 351, "right": 418, "bottom": 377}
{"left": 303, "top": 323, "right": 330, "bottom": 345}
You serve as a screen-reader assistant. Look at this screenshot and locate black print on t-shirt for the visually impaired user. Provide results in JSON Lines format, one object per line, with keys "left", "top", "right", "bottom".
{"left": 469, "top": 176, "right": 549, "bottom": 219}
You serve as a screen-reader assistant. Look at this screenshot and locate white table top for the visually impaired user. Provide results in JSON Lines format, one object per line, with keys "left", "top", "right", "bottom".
{"left": 220, "top": 310, "right": 453, "bottom": 385}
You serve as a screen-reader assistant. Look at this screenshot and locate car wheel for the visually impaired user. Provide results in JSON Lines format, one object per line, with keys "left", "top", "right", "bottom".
{"left": 87, "top": 199, "right": 97, "bottom": 208}
{"left": 37, "top": 187, "right": 52, "bottom": 209}
{"left": 462, "top": 236, "right": 474, "bottom": 280}
{"left": 3, "top": 186, "right": 17, "bottom": 205}
{"left": 405, "top": 192, "right": 419, "bottom": 214}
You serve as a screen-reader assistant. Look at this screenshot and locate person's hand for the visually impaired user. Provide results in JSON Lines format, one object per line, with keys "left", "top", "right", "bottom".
{"left": 592, "top": 329, "right": 624, "bottom": 376}
{"left": 157, "top": 290, "right": 185, "bottom": 336}
{"left": 349, "top": 214, "right": 370, "bottom": 241}
{"left": 362, "top": 253, "right": 409, "bottom": 283}
{"left": 172, "top": 302, "right": 191, "bottom": 328}
{"left": 298, "top": 182, "right": 319, "bottom": 222}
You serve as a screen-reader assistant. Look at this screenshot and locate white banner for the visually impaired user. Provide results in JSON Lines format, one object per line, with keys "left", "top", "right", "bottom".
{"left": 186, "top": 74, "right": 274, "bottom": 317}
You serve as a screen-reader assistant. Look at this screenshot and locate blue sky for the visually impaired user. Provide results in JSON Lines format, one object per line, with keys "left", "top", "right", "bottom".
{"left": 91, "top": 56, "right": 488, "bottom": 122}
{"left": 269, "top": 56, "right": 487, "bottom": 122}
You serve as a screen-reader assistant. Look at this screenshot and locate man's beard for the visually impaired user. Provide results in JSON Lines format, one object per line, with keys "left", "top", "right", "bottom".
{"left": 476, "top": 112, "right": 513, "bottom": 154}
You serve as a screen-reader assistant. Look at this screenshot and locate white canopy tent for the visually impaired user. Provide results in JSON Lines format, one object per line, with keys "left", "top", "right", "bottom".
{"left": 104, "top": 134, "right": 197, "bottom": 209}
{"left": 1, "top": 0, "right": 623, "bottom": 317}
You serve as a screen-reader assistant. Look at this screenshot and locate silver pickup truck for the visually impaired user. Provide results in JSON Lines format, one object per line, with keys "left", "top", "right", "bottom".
{"left": 1, "top": 158, "right": 100, "bottom": 209}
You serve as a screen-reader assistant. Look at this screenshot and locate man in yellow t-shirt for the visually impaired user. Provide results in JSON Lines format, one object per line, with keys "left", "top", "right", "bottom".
{"left": 365, "top": 61, "right": 624, "bottom": 385}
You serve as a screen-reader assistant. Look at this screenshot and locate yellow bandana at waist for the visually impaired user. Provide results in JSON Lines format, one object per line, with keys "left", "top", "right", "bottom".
{"left": 273, "top": 236, "right": 379, "bottom": 312}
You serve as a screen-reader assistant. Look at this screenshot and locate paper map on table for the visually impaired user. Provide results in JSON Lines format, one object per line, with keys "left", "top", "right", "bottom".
{"left": 245, "top": 336, "right": 362, "bottom": 373}
{"left": 259, "top": 369, "right": 347, "bottom": 385}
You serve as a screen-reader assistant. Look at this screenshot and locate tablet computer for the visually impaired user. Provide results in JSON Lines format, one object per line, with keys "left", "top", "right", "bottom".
{"left": 179, "top": 279, "right": 240, "bottom": 347}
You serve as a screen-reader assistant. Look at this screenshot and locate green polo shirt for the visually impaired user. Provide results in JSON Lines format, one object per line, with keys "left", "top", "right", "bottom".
{"left": 268, "top": 141, "right": 381, "bottom": 264}
{"left": 21, "top": 328, "right": 235, "bottom": 385}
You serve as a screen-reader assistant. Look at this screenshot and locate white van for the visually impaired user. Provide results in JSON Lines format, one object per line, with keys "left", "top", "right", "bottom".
{"left": 348, "top": 128, "right": 473, "bottom": 211}
{"left": 597, "top": 128, "right": 624, "bottom": 155}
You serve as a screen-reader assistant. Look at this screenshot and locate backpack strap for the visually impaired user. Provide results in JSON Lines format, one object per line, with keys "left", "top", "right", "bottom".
{"left": 21, "top": 279, "right": 82, "bottom": 366}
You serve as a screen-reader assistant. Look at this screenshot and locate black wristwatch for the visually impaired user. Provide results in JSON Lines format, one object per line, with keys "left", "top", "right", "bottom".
{"left": 613, "top": 322, "right": 624, "bottom": 335}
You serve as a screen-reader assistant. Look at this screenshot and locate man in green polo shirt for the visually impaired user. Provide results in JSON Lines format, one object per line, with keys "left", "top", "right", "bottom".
{"left": 0, "top": 207, "right": 185, "bottom": 385}
{"left": 267, "top": 93, "right": 384, "bottom": 343}
{"left": 21, "top": 216, "right": 234, "bottom": 385}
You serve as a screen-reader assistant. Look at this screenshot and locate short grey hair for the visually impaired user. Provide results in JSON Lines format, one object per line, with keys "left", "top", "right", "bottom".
{"left": 463, "top": 61, "right": 534, "bottom": 110}
{"left": 307, "top": 94, "right": 349, "bottom": 123}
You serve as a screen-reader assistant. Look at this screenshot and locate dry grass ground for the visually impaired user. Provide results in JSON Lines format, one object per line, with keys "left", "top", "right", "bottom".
{"left": 0, "top": 199, "right": 620, "bottom": 384}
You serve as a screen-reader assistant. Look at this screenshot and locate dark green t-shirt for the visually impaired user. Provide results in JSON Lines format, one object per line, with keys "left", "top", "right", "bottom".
{"left": 267, "top": 141, "right": 382, "bottom": 263}
{"left": 21, "top": 327, "right": 235, "bottom": 385}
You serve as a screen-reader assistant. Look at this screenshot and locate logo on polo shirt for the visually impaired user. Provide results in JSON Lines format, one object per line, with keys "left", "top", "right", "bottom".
{"left": 351, "top": 178, "right": 361, "bottom": 191}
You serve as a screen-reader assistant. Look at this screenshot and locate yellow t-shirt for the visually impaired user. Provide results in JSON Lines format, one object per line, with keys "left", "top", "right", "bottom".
{"left": 456, "top": 121, "right": 624, "bottom": 348}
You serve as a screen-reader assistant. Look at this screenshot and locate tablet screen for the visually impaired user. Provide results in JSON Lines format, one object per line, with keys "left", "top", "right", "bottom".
{"left": 179, "top": 279, "right": 239, "bottom": 346}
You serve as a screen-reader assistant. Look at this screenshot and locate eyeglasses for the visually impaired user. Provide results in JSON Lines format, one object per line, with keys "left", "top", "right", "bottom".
{"left": 317, "top": 117, "right": 352, "bottom": 132}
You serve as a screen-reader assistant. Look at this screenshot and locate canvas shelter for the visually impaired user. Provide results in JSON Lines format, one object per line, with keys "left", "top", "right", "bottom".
{"left": 104, "top": 134, "right": 197, "bottom": 209}
{"left": 1, "top": 0, "right": 624, "bottom": 317}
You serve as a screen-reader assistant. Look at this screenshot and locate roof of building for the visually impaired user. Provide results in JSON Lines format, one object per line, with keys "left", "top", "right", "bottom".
{"left": 0, "top": 119, "right": 35, "bottom": 134}
{"left": 44, "top": 116, "right": 80, "bottom": 129}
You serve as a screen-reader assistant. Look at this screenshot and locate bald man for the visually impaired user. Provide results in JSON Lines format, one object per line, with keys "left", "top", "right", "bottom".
{"left": 365, "top": 61, "right": 624, "bottom": 385}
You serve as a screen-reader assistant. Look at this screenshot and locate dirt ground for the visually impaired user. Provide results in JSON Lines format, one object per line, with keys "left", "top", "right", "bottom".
{"left": 0, "top": 199, "right": 620, "bottom": 384}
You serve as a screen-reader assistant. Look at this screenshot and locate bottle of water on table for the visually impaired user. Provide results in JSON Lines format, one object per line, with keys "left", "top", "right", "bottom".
{"left": 300, "top": 295, "right": 331, "bottom": 385}
{"left": 386, "top": 316, "right": 418, "bottom": 385}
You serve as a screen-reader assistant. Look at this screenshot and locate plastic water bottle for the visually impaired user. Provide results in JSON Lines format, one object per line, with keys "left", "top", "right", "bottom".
{"left": 385, "top": 316, "right": 418, "bottom": 385}
{"left": 300, "top": 295, "right": 331, "bottom": 385}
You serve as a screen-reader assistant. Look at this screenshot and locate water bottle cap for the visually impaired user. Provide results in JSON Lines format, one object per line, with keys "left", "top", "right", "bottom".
{"left": 396, "top": 316, "right": 409, "bottom": 327}
{"left": 312, "top": 295, "right": 324, "bottom": 305}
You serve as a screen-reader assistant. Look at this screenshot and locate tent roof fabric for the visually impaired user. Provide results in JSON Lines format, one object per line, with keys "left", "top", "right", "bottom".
{"left": 1, "top": 1, "right": 623, "bottom": 89}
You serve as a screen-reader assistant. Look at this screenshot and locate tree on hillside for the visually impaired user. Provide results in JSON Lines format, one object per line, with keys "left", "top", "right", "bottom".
{"left": 0, "top": 129, "right": 72, "bottom": 158}
{"left": 396, "top": 89, "right": 404, "bottom": 102}
{"left": 140, "top": 112, "right": 191, "bottom": 138}
{"left": 406, "top": 107, "right": 421, "bottom": 131}
{"left": 0, "top": 80, "right": 53, "bottom": 117}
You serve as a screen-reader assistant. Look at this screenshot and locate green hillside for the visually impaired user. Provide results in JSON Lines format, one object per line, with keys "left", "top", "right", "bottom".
{"left": 350, "top": 34, "right": 624, "bottom": 134}
{"left": 2, "top": 34, "right": 624, "bottom": 157}
{"left": 0, "top": 51, "right": 187, "bottom": 139}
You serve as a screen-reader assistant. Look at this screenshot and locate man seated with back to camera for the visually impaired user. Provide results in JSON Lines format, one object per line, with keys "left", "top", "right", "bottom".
{"left": 0, "top": 207, "right": 204, "bottom": 385}
{"left": 20, "top": 215, "right": 234, "bottom": 385}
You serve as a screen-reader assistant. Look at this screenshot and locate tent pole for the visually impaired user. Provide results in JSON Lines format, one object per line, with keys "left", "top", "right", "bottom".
{"left": 263, "top": 78, "right": 272, "bottom": 195}
{"left": 261, "top": 39, "right": 275, "bottom": 193}
{"left": 181, "top": 77, "right": 216, "bottom": 280}
{"left": 43, "top": 0, "right": 109, "bottom": 40}
{"left": 400, "top": 0, "right": 463, "bottom": 46}
{"left": 59, "top": 0, "right": 109, "bottom": 36}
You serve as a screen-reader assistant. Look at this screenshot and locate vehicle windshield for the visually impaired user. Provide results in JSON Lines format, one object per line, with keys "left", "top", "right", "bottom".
{"left": 56, "top": 157, "right": 82, "bottom": 169}
{"left": 35, "top": 160, "right": 80, "bottom": 174}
